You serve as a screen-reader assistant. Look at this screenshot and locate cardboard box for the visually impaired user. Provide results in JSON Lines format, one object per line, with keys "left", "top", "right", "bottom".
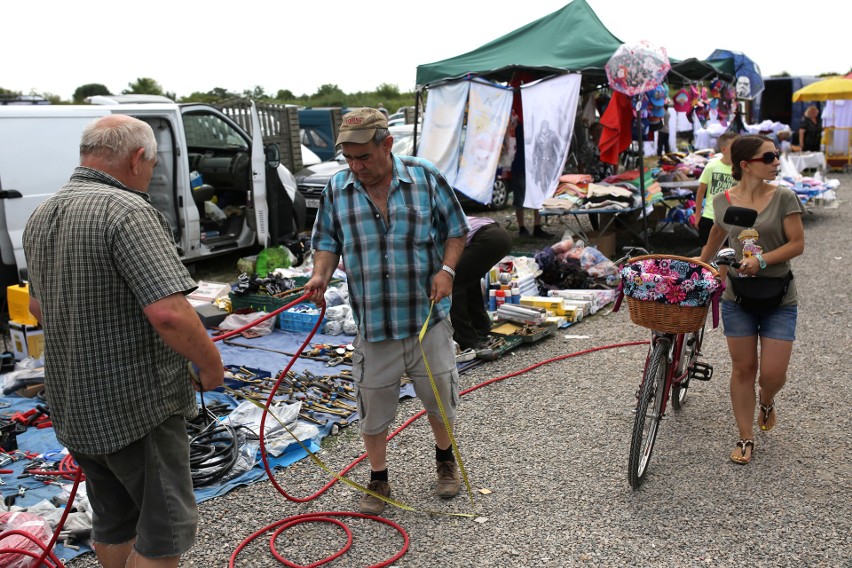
{"left": 520, "top": 296, "right": 564, "bottom": 313}
{"left": 16, "top": 383, "right": 45, "bottom": 398}
{"left": 9, "top": 321, "right": 44, "bottom": 364}
{"left": 585, "top": 230, "right": 616, "bottom": 258}
{"left": 187, "top": 281, "right": 231, "bottom": 304}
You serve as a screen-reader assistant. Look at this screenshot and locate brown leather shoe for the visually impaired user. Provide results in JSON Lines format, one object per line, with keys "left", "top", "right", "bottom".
{"left": 359, "top": 480, "right": 391, "bottom": 515}
{"left": 436, "top": 460, "right": 460, "bottom": 498}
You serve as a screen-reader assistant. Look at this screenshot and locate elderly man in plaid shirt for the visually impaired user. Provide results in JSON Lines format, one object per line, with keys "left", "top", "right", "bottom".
{"left": 305, "top": 108, "right": 470, "bottom": 516}
{"left": 23, "top": 114, "right": 223, "bottom": 568}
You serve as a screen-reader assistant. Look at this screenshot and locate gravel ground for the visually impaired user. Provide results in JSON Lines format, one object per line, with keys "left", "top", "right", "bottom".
{"left": 69, "top": 173, "right": 851, "bottom": 567}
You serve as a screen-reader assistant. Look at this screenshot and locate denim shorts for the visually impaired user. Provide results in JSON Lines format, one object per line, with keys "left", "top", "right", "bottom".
{"left": 721, "top": 300, "right": 798, "bottom": 341}
{"left": 351, "top": 318, "right": 459, "bottom": 435}
{"left": 70, "top": 415, "right": 198, "bottom": 558}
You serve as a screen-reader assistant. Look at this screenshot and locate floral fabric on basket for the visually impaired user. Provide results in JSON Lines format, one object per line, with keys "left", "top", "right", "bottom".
{"left": 621, "top": 258, "right": 719, "bottom": 307}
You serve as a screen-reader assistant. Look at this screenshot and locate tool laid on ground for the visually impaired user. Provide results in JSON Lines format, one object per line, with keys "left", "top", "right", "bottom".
{"left": 4, "top": 484, "right": 27, "bottom": 507}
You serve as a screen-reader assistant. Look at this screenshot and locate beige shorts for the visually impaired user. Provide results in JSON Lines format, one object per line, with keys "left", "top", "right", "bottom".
{"left": 352, "top": 318, "right": 459, "bottom": 435}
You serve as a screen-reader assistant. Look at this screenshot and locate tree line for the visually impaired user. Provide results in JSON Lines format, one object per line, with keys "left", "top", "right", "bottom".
{"left": 0, "top": 78, "right": 418, "bottom": 111}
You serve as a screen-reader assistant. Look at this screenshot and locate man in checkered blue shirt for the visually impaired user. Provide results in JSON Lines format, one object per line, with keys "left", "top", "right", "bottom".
{"left": 306, "top": 108, "right": 469, "bottom": 515}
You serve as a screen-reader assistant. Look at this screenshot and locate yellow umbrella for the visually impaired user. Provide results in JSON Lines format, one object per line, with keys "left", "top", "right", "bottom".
{"left": 792, "top": 76, "right": 852, "bottom": 102}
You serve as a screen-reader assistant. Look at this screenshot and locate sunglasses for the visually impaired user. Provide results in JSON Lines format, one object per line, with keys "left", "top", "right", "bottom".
{"left": 745, "top": 151, "right": 780, "bottom": 165}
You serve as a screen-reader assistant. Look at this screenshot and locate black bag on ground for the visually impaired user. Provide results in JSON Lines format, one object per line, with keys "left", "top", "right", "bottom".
{"left": 728, "top": 272, "right": 793, "bottom": 314}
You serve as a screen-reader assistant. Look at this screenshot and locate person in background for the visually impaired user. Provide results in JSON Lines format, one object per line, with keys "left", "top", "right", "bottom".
{"left": 23, "top": 115, "right": 224, "bottom": 568}
{"left": 656, "top": 98, "right": 673, "bottom": 157}
{"left": 305, "top": 108, "right": 469, "bottom": 515}
{"left": 511, "top": 120, "right": 552, "bottom": 238}
{"left": 577, "top": 122, "right": 612, "bottom": 182}
{"left": 776, "top": 129, "right": 793, "bottom": 153}
{"left": 510, "top": 71, "right": 552, "bottom": 239}
{"left": 451, "top": 217, "right": 512, "bottom": 351}
{"left": 376, "top": 102, "right": 389, "bottom": 118}
{"left": 798, "top": 105, "right": 822, "bottom": 152}
{"left": 694, "top": 131, "right": 739, "bottom": 246}
{"left": 698, "top": 134, "right": 805, "bottom": 465}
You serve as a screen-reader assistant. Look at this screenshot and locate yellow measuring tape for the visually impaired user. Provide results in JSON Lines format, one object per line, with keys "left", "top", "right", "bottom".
{"left": 220, "top": 302, "right": 477, "bottom": 517}
{"left": 417, "top": 302, "right": 476, "bottom": 507}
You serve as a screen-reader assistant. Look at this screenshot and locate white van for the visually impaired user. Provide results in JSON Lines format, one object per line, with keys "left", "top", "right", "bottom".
{"left": 0, "top": 98, "right": 306, "bottom": 287}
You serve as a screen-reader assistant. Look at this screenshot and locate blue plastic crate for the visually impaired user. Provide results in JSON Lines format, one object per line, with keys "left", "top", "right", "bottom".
{"left": 280, "top": 303, "right": 326, "bottom": 332}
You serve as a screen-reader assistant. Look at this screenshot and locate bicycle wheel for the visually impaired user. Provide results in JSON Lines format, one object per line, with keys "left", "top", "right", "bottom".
{"left": 628, "top": 338, "right": 670, "bottom": 489}
{"left": 671, "top": 326, "right": 705, "bottom": 410}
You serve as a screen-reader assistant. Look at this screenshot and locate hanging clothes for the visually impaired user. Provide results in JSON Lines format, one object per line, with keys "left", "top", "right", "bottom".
{"left": 599, "top": 91, "right": 634, "bottom": 165}
{"left": 419, "top": 81, "right": 470, "bottom": 186}
{"left": 455, "top": 81, "right": 513, "bottom": 204}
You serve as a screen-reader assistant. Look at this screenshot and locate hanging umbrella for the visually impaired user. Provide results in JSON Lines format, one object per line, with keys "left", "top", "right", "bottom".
{"left": 706, "top": 49, "right": 764, "bottom": 100}
{"left": 792, "top": 76, "right": 852, "bottom": 101}
{"left": 604, "top": 40, "right": 670, "bottom": 249}
{"left": 605, "top": 40, "right": 671, "bottom": 97}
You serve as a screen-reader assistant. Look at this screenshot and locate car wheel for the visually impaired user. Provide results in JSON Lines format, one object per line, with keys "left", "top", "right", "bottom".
{"left": 490, "top": 179, "right": 508, "bottom": 210}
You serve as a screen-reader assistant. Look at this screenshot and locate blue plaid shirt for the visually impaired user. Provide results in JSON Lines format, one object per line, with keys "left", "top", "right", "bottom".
{"left": 312, "top": 154, "right": 469, "bottom": 342}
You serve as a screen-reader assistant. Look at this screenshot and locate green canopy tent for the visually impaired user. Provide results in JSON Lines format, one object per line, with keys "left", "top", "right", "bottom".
{"left": 412, "top": 0, "right": 731, "bottom": 245}
{"left": 415, "top": 0, "right": 623, "bottom": 89}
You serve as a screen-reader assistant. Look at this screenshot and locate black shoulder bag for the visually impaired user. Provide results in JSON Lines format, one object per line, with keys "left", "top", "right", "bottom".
{"left": 727, "top": 272, "right": 794, "bottom": 314}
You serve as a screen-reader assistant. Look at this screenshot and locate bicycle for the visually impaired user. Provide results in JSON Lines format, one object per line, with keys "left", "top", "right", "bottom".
{"left": 612, "top": 246, "right": 736, "bottom": 489}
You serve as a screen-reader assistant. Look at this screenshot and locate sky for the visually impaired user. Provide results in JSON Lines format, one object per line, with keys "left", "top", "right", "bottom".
{"left": 3, "top": 0, "right": 849, "bottom": 101}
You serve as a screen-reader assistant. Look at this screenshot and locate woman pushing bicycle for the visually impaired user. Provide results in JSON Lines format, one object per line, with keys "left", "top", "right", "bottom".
{"left": 699, "top": 134, "right": 806, "bottom": 465}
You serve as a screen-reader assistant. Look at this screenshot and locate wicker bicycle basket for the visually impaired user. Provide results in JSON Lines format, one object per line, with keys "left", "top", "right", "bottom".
{"left": 623, "top": 254, "right": 719, "bottom": 334}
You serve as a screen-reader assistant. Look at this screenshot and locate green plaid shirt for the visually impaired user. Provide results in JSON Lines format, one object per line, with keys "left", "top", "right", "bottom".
{"left": 23, "top": 167, "right": 198, "bottom": 455}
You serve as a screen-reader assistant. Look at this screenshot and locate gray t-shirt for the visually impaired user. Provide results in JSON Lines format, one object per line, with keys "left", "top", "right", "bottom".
{"left": 711, "top": 187, "right": 806, "bottom": 306}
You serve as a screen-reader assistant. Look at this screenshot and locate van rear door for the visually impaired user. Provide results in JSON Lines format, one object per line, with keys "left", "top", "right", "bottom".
{"left": 0, "top": 107, "right": 110, "bottom": 277}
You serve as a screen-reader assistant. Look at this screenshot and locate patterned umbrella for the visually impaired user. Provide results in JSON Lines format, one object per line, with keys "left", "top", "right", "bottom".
{"left": 605, "top": 40, "right": 672, "bottom": 97}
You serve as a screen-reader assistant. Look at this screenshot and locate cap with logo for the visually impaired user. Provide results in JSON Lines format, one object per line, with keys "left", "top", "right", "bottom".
{"left": 336, "top": 108, "right": 389, "bottom": 145}
{"left": 650, "top": 85, "right": 667, "bottom": 106}
{"left": 673, "top": 88, "right": 692, "bottom": 113}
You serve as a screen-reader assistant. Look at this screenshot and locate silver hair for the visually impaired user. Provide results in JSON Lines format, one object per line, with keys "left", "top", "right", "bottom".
{"left": 372, "top": 128, "right": 390, "bottom": 146}
{"left": 80, "top": 116, "right": 158, "bottom": 163}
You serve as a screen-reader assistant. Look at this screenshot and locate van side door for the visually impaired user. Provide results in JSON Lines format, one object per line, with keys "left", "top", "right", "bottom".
{"left": 0, "top": 108, "right": 110, "bottom": 280}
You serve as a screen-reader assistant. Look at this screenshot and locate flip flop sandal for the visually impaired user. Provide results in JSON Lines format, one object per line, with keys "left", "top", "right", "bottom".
{"left": 759, "top": 401, "right": 776, "bottom": 431}
{"left": 730, "top": 439, "right": 755, "bottom": 465}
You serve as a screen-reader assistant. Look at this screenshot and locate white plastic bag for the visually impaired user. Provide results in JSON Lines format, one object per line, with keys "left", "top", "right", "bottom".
{"left": 217, "top": 312, "right": 275, "bottom": 337}
{"left": 223, "top": 400, "right": 319, "bottom": 457}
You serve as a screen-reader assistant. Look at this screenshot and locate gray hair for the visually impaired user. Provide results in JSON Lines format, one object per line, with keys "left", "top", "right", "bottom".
{"left": 372, "top": 128, "right": 390, "bottom": 146}
{"left": 80, "top": 115, "right": 157, "bottom": 163}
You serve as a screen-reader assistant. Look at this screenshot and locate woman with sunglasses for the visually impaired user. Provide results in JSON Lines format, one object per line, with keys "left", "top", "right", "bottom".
{"left": 699, "top": 134, "right": 806, "bottom": 465}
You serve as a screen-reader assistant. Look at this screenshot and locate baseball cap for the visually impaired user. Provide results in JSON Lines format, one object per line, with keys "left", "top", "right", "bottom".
{"left": 673, "top": 88, "right": 691, "bottom": 113}
{"left": 336, "top": 108, "right": 389, "bottom": 145}
{"left": 650, "top": 85, "right": 667, "bottom": 106}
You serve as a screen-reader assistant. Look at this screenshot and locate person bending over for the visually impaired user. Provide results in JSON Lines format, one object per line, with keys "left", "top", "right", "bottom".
{"left": 451, "top": 217, "right": 512, "bottom": 350}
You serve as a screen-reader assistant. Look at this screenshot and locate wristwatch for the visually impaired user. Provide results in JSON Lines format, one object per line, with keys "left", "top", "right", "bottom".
{"left": 440, "top": 264, "right": 456, "bottom": 280}
{"left": 755, "top": 253, "right": 766, "bottom": 270}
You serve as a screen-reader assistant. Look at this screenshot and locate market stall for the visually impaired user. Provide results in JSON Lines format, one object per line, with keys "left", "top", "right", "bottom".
{"left": 414, "top": 0, "right": 624, "bottom": 209}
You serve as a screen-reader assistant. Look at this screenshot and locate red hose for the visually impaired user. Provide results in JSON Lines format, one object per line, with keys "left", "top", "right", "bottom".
{"left": 229, "top": 332, "right": 648, "bottom": 567}
{"left": 3, "top": 289, "right": 647, "bottom": 568}
{"left": 1, "top": 297, "right": 307, "bottom": 568}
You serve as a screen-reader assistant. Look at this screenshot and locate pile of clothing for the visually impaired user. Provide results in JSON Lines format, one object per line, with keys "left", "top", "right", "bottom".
{"left": 534, "top": 236, "right": 620, "bottom": 291}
